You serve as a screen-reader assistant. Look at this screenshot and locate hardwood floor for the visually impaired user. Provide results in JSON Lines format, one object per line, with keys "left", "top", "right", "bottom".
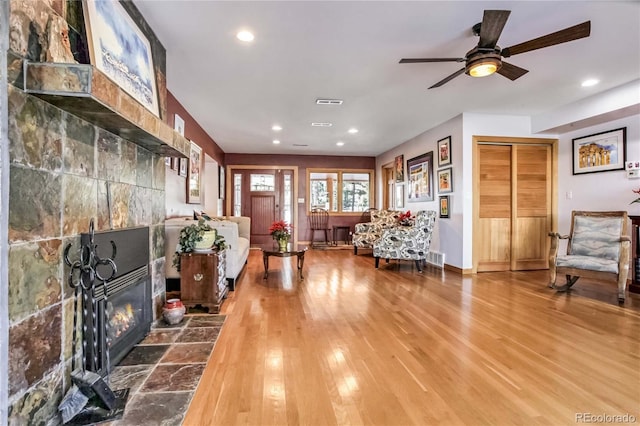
{"left": 183, "top": 249, "right": 640, "bottom": 425}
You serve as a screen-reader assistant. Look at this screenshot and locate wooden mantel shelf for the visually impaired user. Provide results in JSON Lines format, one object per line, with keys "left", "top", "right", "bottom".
{"left": 22, "top": 61, "right": 189, "bottom": 158}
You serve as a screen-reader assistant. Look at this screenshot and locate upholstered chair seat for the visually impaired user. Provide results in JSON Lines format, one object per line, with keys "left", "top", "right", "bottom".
{"left": 373, "top": 210, "right": 436, "bottom": 272}
{"left": 548, "top": 211, "right": 630, "bottom": 303}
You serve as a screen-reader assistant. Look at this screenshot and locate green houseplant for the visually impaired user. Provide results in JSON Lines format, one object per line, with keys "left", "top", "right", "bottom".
{"left": 172, "top": 218, "right": 226, "bottom": 271}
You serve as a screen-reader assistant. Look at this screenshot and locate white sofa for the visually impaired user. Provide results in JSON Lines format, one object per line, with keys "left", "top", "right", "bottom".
{"left": 165, "top": 216, "right": 251, "bottom": 290}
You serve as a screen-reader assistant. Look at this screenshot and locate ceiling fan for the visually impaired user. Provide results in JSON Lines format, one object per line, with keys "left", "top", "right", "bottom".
{"left": 399, "top": 10, "right": 591, "bottom": 89}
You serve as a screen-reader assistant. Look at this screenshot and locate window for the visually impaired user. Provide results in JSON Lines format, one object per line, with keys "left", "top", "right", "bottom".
{"left": 308, "top": 169, "right": 373, "bottom": 213}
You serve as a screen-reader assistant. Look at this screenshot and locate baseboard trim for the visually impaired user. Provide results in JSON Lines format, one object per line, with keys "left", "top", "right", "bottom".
{"left": 444, "top": 264, "right": 473, "bottom": 275}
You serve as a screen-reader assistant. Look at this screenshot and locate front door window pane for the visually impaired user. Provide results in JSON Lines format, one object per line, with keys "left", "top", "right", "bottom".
{"left": 250, "top": 174, "right": 275, "bottom": 191}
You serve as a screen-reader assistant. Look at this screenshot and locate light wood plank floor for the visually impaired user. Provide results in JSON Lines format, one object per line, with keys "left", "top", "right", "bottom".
{"left": 183, "top": 249, "right": 640, "bottom": 426}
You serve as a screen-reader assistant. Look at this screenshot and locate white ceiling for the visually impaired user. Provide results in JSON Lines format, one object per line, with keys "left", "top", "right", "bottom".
{"left": 134, "top": 1, "right": 640, "bottom": 157}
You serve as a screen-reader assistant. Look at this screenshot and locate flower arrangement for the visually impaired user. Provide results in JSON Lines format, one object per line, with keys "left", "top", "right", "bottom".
{"left": 268, "top": 220, "right": 293, "bottom": 241}
{"left": 397, "top": 210, "right": 415, "bottom": 226}
{"left": 632, "top": 188, "right": 640, "bottom": 205}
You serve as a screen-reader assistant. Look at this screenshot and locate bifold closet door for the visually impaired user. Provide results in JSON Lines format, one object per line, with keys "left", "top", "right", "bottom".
{"left": 477, "top": 144, "right": 551, "bottom": 272}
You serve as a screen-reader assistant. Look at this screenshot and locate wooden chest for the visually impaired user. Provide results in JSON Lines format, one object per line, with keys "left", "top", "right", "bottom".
{"left": 180, "top": 250, "right": 227, "bottom": 313}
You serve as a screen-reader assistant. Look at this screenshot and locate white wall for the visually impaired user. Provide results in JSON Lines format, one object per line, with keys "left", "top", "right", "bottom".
{"left": 376, "top": 81, "right": 640, "bottom": 272}
{"left": 165, "top": 154, "right": 219, "bottom": 218}
{"left": 376, "top": 115, "right": 463, "bottom": 267}
{"left": 557, "top": 115, "right": 640, "bottom": 234}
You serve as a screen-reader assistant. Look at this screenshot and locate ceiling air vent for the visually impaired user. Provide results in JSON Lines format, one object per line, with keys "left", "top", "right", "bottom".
{"left": 293, "top": 144, "right": 308, "bottom": 147}
{"left": 316, "top": 99, "right": 343, "bottom": 105}
{"left": 311, "top": 122, "right": 332, "bottom": 127}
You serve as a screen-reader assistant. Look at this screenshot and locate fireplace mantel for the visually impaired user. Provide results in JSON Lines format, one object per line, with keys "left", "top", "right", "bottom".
{"left": 22, "top": 61, "right": 189, "bottom": 158}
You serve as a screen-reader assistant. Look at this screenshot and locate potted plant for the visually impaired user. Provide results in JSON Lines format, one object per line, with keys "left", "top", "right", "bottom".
{"left": 268, "top": 220, "right": 293, "bottom": 251}
{"left": 172, "top": 218, "right": 226, "bottom": 271}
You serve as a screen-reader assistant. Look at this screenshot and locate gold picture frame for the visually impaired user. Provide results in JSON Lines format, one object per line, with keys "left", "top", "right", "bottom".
{"left": 187, "top": 141, "right": 202, "bottom": 204}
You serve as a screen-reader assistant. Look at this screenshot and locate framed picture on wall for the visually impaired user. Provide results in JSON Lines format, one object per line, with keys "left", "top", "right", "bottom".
{"left": 83, "top": 0, "right": 159, "bottom": 116}
{"left": 437, "top": 136, "right": 452, "bottom": 167}
{"left": 395, "top": 155, "right": 404, "bottom": 182}
{"left": 407, "top": 151, "right": 434, "bottom": 202}
{"left": 437, "top": 167, "right": 453, "bottom": 194}
{"left": 187, "top": 141, "right": 202, "bottom": 204}
{"left": 165, "top": 157, "right": 171, "bottom": 167}
{"left": 439, "top": 195, "right": 450, "bottom": 219}
{"left": 179, "top": 157, "right": 187, "bottom": 177}
{"left": 171, "top": 157, "right": 178, "bottom": 170}
{"left": 395, "top": 183, "right": 404, "bottom": 208}
{"left": 572, "top": 127, "right": 626, "bottom": 175}
{"left": 219, "top": 166, "right": 225, "bottom": 200}
{"left": 174, "top": 114, "right": 185, "bottom": 136}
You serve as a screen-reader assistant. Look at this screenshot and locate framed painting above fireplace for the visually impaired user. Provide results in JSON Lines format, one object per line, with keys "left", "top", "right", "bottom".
{"left": 83, "top": 0, "right": 160, "bottom": 116}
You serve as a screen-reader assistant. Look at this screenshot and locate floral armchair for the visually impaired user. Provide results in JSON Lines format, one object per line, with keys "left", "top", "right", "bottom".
{"left": 373, "top": 210, "right": 437, "bottom": 272}
{"left": 548, "top": 210, "right": 630, "bottom": 303}
{"left": 352, "top": 210, "right": 402, "bottom": 255}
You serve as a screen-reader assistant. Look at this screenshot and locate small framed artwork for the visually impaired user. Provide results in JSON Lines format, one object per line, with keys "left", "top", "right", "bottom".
{"left": 218, "top": 165, "right": 225, "bottom": 200}
{"left": 438, "top": 167, "right": 453, "bottom": 194}
{"left": 407, "top": 151, "right": 434, "bottom": 202}
{"left": 437, "top": 136, "right": 452, "bottom": 167}
{"left": 178, "top": 157, "right": 187, "bottom": 177}
{"left": 572, "top": 127, "right": 626, "bottom": 175}
{"left": 174, "top": 114, "right": 185, "bottom": 136}
{"left": 395, "top": 183, "right": 404, "bottom": 208}
{"left": 439, "top": 195, "right": 450, "bottom": 219}
{"left": 171, "top": 157, "right": 178, "bottom": 170}
{"left": 187, "top": 141, "right": 202, "bottom": 204}
{"left": 165, "top": 157, "right": 171, "bottom": 167}
{"left": 395, "top": 154, "right": 404, "bottom": 182}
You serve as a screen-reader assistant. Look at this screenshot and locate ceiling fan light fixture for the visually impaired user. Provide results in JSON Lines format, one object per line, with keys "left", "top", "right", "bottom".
{"left": 468, "top": 60, "right": 499, "bottom": 77}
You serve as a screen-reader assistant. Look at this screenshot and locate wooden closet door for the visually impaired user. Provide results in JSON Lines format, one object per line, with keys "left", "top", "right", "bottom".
{"left": 512, "top": 145, "right": 551, "bottom": 270}
{"left": 476, "top": 144, "right": 552, "bottom": 272}
{"left": 477, "top": 145, "right": 512, "bottom": 272}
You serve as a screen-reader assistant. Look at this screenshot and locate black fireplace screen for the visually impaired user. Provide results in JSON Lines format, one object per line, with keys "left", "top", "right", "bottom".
{"left": 81, "top": 227, "right": 152, "bottom": 376}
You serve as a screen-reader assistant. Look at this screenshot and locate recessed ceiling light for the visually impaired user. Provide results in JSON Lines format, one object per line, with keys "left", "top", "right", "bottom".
{"left": 336, "top": 141, "right": 345, "bottom": 147}
{"left": 316, "top": 99, "right": 343, "bottom": 105}
{"left": 272, "top": 140, "right": 280, "bottom": 144}
{"left": 272, "top": 124, "right": 282, "bottom": 131}
{"left": 348, "top": 128, "right": 359, "bottom": 134}
{"left": 581, "top": 78, "right": 599, "bottom": 87}
{"left": 236, "top": 30, "right": 254, "bottom": 42}
{"left": 311, "top": 122, "right": 332, "bottom": 127}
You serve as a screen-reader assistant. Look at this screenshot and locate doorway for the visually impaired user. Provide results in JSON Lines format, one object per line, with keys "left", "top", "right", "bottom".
{"left": 472, "top": 136, "right": 558, "bottom": 273}
{"left": 227, "top": 166, "right": 297, "bottom": 246}
{"left": 381, "top": 163, "right": 394, "bottom": 210}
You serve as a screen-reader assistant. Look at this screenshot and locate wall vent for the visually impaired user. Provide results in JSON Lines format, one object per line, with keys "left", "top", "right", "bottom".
{"left": 316, "top": 99, "right": 343, "bottom": 105}
{"left": 311, "top": 122, "right": 333, "bottom": 127}
{"left": 425, "top": 251, "right": 445, "bottom": 268}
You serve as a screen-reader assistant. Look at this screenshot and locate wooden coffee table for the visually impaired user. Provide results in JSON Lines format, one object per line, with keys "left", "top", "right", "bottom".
{"left": 261, "top": 242, "right": 308, "bottom": 280}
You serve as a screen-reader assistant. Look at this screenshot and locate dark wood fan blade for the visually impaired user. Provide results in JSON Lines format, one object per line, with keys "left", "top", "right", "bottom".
{"left": 428, "top": 68, "right": 465, "bottom": 89}
{"left": 501, "top": 21, "right": 591, "bottom": 57}
{"left": 400, "top": 58, "right": 465, "bottom": 64}
{"left": 479, "top": 10, "right": 511, "bottom": 48}
{"left": 497, "top": 61, "right": 529, "bottom": 81}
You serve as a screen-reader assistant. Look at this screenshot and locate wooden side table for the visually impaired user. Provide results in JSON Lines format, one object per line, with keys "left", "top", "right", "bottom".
{"left": 332, "top": 225, "right": 351, "bottom": 246}
{"left": 628, "top": 216, "right": 640, "bottom": 294}
{"left": 180, "top": 250, "right": 228, "bottom": 313}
